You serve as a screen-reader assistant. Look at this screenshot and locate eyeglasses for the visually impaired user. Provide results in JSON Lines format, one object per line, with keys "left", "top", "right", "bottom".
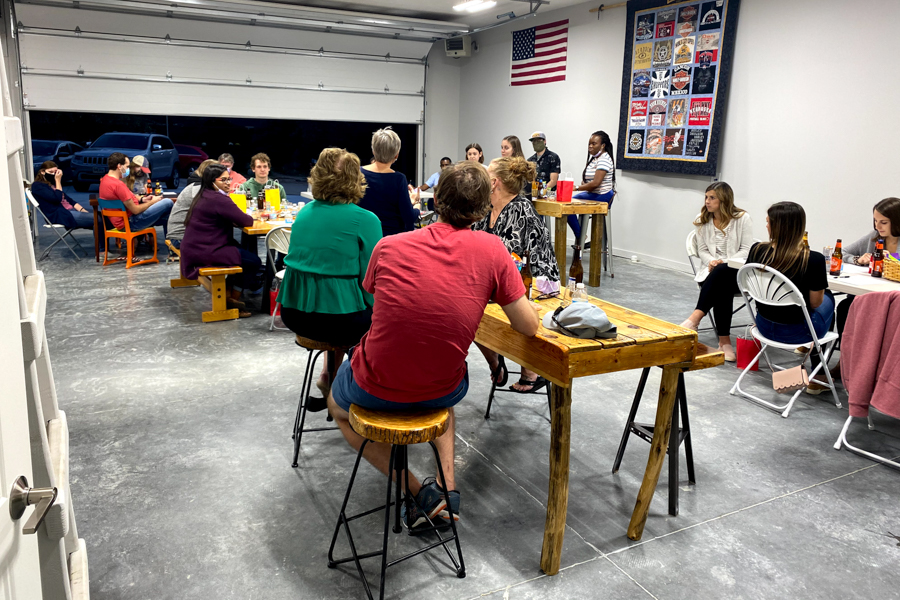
{"left": 217, "top": 177, "right": 232, "bottom": 183}
{"left": 550, "top": 305, "right": 581, "bottom": 337}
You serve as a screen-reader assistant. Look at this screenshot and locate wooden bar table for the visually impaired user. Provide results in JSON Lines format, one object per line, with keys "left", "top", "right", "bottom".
{"left": 533, "top": 199, "right": 608, "bottom": 288}
{"left": 475, "top": 292, "right": 699, "bottom": 575}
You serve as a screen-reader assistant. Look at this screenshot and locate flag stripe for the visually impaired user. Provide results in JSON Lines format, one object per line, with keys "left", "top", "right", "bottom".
{"left": 511, "top": 65, "right": 567, "bottom": 78}
{"left": 536, "top": 28, "right": 567, "bottom": 40}
{"left": 533, "top": 47, "right": 567, "bottom": 59}
{"left": 534, "top": 40, "right": 567, "bottom": 52}
{"left": 511, "top": 56, "right": 568, "bottom": 70}
{"left": 511, "top": 74, "right": 566, "bottom": 86}
{"left": 535, "top": 19, "right": 569, "bottom": 31}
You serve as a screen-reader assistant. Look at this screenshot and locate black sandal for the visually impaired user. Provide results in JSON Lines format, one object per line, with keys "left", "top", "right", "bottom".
{"left": 490, "top": 355, "right": 508, "bottom": 387}
{"left": 511, "top": 376, "right": 548, "bottom": 394}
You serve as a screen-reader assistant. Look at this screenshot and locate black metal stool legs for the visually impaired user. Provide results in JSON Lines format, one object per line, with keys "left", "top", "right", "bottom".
{"left": 328, "top": 440, "right": 465, "bottom": 600}
{"left": 484, "top": 369, "right": 552, "bottom": 419}
{"left": 612, "top": 369, "right": 695, "bottom": 516}
{"left": 292, "top": 348, "right": 339, "bottom": 468}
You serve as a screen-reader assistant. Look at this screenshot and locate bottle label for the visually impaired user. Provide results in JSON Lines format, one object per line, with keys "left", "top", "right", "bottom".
{"left": 830, "top": 256, "right": 841, "bottom": 273}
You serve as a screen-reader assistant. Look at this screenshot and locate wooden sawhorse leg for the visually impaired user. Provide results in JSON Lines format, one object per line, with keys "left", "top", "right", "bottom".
{"left": 541, "top": 382, "right": 572, "bottom": 575}
{"left": 554, "top": 217, "right": 567, "bottom": 277}
{"left": 588, "top": 213, "right": 604, "bottom": 288}
{"left": 627, "top": 364, "right": 680, "bottom": 540}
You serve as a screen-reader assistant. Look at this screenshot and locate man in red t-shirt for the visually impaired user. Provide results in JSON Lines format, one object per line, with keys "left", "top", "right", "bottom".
{"left": 328, "top": 162, "right": 539, "bottom": 533}
{"left": 98, "top": 152, "right": 173, "bottom": 236}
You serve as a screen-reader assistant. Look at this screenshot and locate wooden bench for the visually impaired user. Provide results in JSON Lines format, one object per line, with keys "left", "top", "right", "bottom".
{"left": 165, "top": 240, "right": 243, "bottom": 323}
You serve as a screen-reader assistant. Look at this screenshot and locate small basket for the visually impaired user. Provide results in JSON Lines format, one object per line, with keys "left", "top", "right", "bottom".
{"left": 884, "top": 258, "right": 900, "bottom": 282}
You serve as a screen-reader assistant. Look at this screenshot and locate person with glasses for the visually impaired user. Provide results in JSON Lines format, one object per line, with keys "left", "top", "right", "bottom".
{"left": 217, "top": 153, "right": 247, "bottom": 192}
{"left": 179, "top": 163, "right": 260, "bottom": 317}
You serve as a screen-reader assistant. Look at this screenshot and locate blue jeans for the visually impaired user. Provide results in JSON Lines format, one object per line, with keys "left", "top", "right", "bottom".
{"left": 755, "top": 291, "right": 834, "bottom": 368}
{"left": 68, "top": 209, "right": 94, "bottom": 229}
{"left": 332, "top": 347, "right": 469, "bottom": 412}
{"left": 129, "top": 199, "right": 174, "bottom": 237}
{"left": 231, "top": 247, "right": 262, "bottom": 291}
{"left": 568, "top": 190, "right": 614, "bottom": 241}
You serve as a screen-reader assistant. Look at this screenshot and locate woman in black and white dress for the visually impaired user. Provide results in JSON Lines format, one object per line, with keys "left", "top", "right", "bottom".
{"left": 473, "top": 155, "right": 559, "bottom": 393}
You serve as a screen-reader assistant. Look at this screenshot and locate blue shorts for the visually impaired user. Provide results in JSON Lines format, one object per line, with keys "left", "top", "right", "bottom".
{"left": 331, "top": 348, "right": 469, "bottom": 413}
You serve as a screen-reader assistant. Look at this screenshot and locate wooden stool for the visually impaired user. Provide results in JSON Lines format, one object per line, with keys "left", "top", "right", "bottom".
{"left": 291, "top": 335, "right": 346, "bottom": 467}
{"left": 611, "top": 344, "right": 724, "bottom": 516}
{"left": 327, "top": 405, "right": 465, "bottom": 600}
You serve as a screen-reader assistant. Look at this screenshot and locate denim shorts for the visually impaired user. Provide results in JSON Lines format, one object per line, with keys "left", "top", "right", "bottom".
{"left": 331, "top": 348, "right": 469, "bottom": 413}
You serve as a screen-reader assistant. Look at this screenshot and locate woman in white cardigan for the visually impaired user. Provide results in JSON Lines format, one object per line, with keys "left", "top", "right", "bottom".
{"left": 680, "top": 182, "right": 753, "bottom": 361}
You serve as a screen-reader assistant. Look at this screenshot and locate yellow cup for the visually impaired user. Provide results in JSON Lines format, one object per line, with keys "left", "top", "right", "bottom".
{"left": 229, "top": 193, "right": 247, "bottom": 212}
{"left": 265, "top": 188, "right": 281, "bottom": 211}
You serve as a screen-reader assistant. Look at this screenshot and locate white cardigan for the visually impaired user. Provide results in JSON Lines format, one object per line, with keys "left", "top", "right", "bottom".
{"left": 694, "top": 212, "right": 754, "bottom": 282}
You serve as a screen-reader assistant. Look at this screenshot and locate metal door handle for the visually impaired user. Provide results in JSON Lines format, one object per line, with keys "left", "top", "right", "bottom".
{"left": 9, "top": 476, "right": 58, "bottom": 534}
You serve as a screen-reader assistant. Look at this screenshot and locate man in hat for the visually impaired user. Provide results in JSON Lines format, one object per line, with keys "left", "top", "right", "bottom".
{"left": 526, "top": 131, "right": 561, "bottom": 194}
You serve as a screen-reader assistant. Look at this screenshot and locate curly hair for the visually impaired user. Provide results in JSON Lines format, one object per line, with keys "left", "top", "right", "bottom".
{"left": 308, "top": 148, "right": 367, "bottom": 204}
{"left": 489, "top": 156, "right": 536, "bottom": 196}
{"left": 250, "top": 152, "right": 271, "bottom": 169}
{"left": 434, "top": 161, "right": 491, "bottom": 228}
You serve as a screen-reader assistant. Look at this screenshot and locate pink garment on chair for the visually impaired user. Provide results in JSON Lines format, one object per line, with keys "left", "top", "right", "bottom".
{"left": 842, "top": 290, "right": 900, "bottom": 419}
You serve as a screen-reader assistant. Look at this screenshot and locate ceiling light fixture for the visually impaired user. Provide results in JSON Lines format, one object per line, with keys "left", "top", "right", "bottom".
{"left": 453, "top": 0, "right": 496, "bottom": 12}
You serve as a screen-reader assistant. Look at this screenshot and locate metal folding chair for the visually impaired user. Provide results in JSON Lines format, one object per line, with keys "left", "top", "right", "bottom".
{"left": 265, "top": 225, "right": 292, "bottom": 331}
{"left": 26, "top": 188, "right": 87, "bottom": 261}
{"left": 730, "top": 263, "right": 841, "bottom": 418}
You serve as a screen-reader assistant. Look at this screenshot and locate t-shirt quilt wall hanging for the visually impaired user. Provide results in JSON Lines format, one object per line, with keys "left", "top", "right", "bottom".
{"left": 616, "top": 0, "right": 741, "bottom": 176}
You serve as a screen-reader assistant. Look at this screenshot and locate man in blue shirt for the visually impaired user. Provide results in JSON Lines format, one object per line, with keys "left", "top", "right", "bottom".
{"left": 420, "top": 156, "right": 452, "bottom": 191}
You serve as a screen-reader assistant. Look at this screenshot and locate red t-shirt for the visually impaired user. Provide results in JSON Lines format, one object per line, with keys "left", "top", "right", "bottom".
{"left": 352, "top": 222, "right": 525, "bottom": 403}
{"left": 98, "top": 175, "right": 137, "bottom": 230}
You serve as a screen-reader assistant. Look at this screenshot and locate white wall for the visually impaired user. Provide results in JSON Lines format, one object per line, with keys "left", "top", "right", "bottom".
{"left": 423, "top": 45, "right": 461, "bottom": 177}
{"left": 453, "top": 0, "right": 900, "bottom": 272}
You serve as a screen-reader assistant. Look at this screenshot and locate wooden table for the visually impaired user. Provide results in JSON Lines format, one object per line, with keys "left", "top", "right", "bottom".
{"left": 728, "top": 258, "right": 900, "bottom": 295}
{"left": 475, "top": 293, "right": 699, "bottom": 575}
{"left": 533, "top": 200, "right": 609, "bottom": 288}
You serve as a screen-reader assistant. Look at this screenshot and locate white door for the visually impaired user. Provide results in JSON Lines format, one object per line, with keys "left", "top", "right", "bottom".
{"left": 0, "top": 160, "right": 44, "bottom": 597}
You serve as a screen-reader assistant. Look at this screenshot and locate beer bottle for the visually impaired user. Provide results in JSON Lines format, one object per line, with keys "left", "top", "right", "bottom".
{"left": 145, "top": 180, "right": 153, "bottom": 195}
{"left": 531, "top": 178, "right": 538, "bottom": 198}
{"left": 521, "top": 251, "right": 534, "bottom": 299}
{"left": 872, "top": 238, "right": 885, "bottom": 278}
{"left": 569, "top": 245, "right": 584, "bottom": 284}
{"left": 803, "top": 231, "right": 809, "bottom": 249}
{"left": 154, "top": 181, "right": 162, "bottom": 195}
{"left": 829, "top": 239, "right": 843, "bottom": 276}
{"left": 257, "top": 189, "right": 265, "bottom": 211}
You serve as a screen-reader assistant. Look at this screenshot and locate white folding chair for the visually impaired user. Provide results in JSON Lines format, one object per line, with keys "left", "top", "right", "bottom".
{"left": 685, "top": 229, "right": 749, "bottom": 333}
{"left": 730, "top": 263, "right": 841, "bottom": 418}
{"left": 265, "top": 225, "right": 292, "bottom": 332}
{"left": 834, "top": 412, "right": 899, "bottom": 470}
{"left": 26, "top": 188, "right": 87, "bottom": 261}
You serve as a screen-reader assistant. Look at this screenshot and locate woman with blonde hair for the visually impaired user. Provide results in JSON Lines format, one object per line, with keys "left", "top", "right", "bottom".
{"left": 474, "top": 155, "right": 559, "bottom": 393}
{"left": 358, "top": 126, "right": 421, "bottom": 236}
{"left": 278, "top": 147, "right": 383, "bottom": 404}
{"left": 680, "top": 182, "right": 753, "bottom": 361}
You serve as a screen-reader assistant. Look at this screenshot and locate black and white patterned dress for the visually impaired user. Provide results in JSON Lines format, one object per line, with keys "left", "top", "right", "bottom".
{"left": 473, "top": 194, "right": 560, "bottom": 282}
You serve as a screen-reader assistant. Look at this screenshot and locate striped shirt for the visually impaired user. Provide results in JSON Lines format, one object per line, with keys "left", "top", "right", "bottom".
{"left": 584, "top": 152, "right": 614, "bottom": 194}
{"left": 714, "top": 227, "right": 727, "bottom": 259}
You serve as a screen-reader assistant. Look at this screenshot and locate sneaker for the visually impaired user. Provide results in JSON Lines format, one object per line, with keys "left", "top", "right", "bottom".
{"left": 401, "top": 478, "right": 459, "bottom": 535}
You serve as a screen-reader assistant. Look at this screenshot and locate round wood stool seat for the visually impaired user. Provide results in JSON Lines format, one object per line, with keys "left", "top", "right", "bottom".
{"left": 294, "top": 335, "right": 348, "bottom": 352}
{"left": 349, "top": 405, "right": 449, "bottom": 446}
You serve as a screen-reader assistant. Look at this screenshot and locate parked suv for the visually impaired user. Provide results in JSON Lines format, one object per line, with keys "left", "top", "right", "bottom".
{"left": 71, "top": 132, "right": 180, "bottom": 192}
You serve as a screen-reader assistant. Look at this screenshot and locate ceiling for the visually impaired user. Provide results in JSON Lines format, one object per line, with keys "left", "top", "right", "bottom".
{"left": 254, "top": 0, "right": 590, "bottom": 28}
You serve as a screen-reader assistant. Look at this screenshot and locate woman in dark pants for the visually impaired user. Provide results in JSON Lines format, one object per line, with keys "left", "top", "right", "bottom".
{"left": 180, "top": 164, "right": 260, "bottom": 318}
{"left": 680, "top": 182, "right": 753, "bottom": 362}
{"left": 31, "top": 161, "right": 93, "bottom": 229}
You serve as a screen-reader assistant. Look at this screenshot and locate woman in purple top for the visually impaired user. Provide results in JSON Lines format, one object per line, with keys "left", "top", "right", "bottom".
{"left": 358, "top": 127, "right": 421, "bottom": 236}
{"left": 180, "top": 163, "right": 260, "bottom": 317}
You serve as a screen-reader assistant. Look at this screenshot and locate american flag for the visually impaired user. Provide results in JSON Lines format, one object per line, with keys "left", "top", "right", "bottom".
{"left": 510, "top": 19, "right": 569, "bottom": 87}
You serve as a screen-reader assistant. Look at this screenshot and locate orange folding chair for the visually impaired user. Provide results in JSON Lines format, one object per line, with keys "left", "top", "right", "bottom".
{"left": 98, "top": 199, "right": 159, "bottom": 268}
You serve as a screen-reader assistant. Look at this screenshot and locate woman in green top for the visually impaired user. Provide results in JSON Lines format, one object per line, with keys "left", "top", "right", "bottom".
{"left": 278, "top": 148, "right": 383, "bottom": 401}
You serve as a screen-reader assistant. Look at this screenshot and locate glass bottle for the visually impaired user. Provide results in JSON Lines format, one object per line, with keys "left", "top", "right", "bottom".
{"left": 569, "top": 246, "right": 584, "bottom": 284}
{"left": 521, "top": 251, "right": 533, "bottom": 300}
{"left": 872, "top": 239, "right": 884, "bottom": 278}
{"left": 829, "top": 239, "right": 843, "bottom": 276}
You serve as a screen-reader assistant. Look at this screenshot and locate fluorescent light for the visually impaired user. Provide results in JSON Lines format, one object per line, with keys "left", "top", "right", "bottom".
{"left": 467, "top": 1, "right": 496, "bottom": 11}
{"left": 453, "top": 0, "right": 484, "bottom": 11}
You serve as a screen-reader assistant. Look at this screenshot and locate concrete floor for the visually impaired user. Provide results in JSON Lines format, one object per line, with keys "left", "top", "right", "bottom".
{"left": 37, "top": 227, "right": 900, "bottom": 600}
